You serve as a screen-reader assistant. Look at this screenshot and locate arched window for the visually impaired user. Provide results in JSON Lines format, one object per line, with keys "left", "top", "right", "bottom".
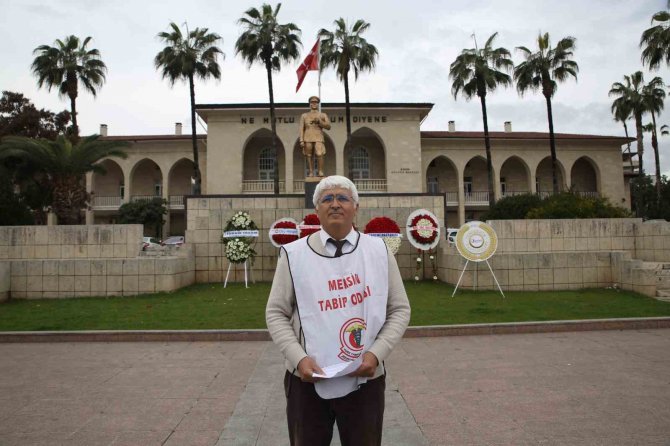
{"left": 349, "top": 147, "right": 370, "bottom": 179}
{"left": 259, "top": 147, "right": 275, "bottom": 180}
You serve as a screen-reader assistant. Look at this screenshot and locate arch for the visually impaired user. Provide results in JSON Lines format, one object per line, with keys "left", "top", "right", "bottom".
{"left": 292, "top": 133, "right": 336, "bottom": 180}
{"left": 346, "top": 126, "right": 386, "bottom": 181}
{"left": 92, "top": 159, "right": 124, "bottom": 198}
{"left": 130, "top": 158, "right": 163, "bottom": 200}
{"left": 499, "top": 155, "right": 531, "bottom": 197}
{"left": 463, "top": 155, "right": 490, "bottom": 195}
{"left": 570, "top": 156, "right": 600, "bottom": 194}
{"left": 425, "top": 155, "right": 458, "bottom": 199}
{"left": 168, "top": 158, "right": 195, "bottom": 197}
{"left": 242, "top": 128, "right": 286, "bottom": 186}
{"left": 535, "top": 157, "right": 566, "bottom": 195}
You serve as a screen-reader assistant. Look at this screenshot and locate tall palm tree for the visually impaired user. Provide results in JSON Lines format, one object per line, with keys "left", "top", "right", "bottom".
{"left": 236, "top": 3, "right": 301, "bottom": 194}
{"left": 449, "top": 32, "right": 513, "bottom": 207}
{"left": 514, "top": 33, "right": 578, "bottom": 195}
{"left": 609, "top": 72, "right": 647, "bottom": 178}
{"left": 611, "top": 95, "right": 635, "bottom": 174}
{"left": 155, "top": 22, "right": 223, "bottom": 195}
{"left": 318, "top": 18, "right": 378, "bottom": 154}
{"left": 0, "top": 135, "right": 128, "bottom": 224}
{"left": 641, "top": 10, "right": 670, "bottom": 70}
{"left": 31, "top": 35, "right": 107, "bottom": 140}
{"left": 641, "top": 77, "right": 666, "bottom": 201}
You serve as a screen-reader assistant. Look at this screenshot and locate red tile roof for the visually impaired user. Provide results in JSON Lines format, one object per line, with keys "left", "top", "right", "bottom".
{"left": 101, "top": 135, "right": 205, "bottom": 142}
{"left": 421, "top": 131, "right": 634, "bottom": 142}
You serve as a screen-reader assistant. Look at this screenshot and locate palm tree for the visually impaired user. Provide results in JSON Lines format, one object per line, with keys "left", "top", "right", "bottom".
{"left": 641, "top": 77, "right": 666, "bottom": 201}
{"left": 31, "top": 35, "right": 107, "bottom": 140}
{"left": 609, "top": 72, "right": 647, "bottom": 178}
{"left": 611, "top": 96, "right": 635, "bottom": 174}
{"left": 449, "top": 32, "right": 513, "bottom": 207}
{"left": 514, "top": 33, "right": 578, "bottom": 195}
{"left": 0, "top": 135, "right": 128, "bottom": 224}
{"left": 155, "top": 22, "right": 223, "bottom": 196}
{"left": 641, "top": 10, "right": 670, "bottom": 70}
{"left": 236, "top": 3, "right": 301, "bottom": 194}
{"left": 318, "top": 18, "right": 378, "bottom": 155}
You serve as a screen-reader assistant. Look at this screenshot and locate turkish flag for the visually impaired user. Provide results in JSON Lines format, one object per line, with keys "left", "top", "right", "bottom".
{"left": 296, "top": 39, "right": 319, "bottom": 92}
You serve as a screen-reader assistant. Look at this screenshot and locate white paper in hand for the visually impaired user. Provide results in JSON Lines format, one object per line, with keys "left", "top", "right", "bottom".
{"left": 312, "top": 357, "right": 362, "bottom": 379}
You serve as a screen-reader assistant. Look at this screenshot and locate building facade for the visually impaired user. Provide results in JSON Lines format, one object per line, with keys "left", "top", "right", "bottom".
{"left": 90, "top": 102, "right": 630, "bottom": 236}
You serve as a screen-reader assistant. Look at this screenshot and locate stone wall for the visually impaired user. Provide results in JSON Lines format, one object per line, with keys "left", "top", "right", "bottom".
{"left": 185, "top": 194, "right": 445, "bottom": 283}
{"left": 440, "top": 218, "right": 670, "bottom": 296}
{"left": 9, "top": 255, "right": 194, "bottom": 299}
{"left": 0, "top": 225, "right": 143, "bottom": 260}
{"left": 1, "top": 225, "right": 194, "bottom": 299}
{"left": 0, "top": 262, "right": 9, "bottom": 302}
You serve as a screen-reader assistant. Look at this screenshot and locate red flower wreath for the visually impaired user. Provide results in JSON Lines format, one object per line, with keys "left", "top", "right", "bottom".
{"left": 299, "top": 213, "right": 321, "bottom": 238}
{"left": 364, "top": 217, "right": 401, "bottom": 235}
{"left": 271, "top": 220, "right": 299, "bottom": 246}
{"left": 410, "top": 214, "right": 438, "bottom": 245}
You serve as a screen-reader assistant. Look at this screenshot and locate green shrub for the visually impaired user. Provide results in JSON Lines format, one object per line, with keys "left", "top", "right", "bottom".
{"left": 118, "top": 197, "right": 167, "bottom": 237}
{"left": 526, "top": 193, "right": 631, "bottom": 219}
{"left": 482, "top": 193, "right": 543, "bottom": 220}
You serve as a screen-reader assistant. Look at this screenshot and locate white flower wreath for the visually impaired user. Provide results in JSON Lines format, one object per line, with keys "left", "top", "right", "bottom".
{"left": 222, "top": 211, "right": 258, "bottom": 264}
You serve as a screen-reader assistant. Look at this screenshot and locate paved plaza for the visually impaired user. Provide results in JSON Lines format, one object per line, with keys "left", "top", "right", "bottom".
{"left": 0, "top": 329, "right": 669, "bottom": 445}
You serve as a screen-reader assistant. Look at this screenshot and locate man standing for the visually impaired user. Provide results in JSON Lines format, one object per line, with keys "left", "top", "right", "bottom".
{"left": 300, "top": 96, "right": 331, "bottom": 177}
{"left": 266, "top": 175, "right": 410, "bottom": 446}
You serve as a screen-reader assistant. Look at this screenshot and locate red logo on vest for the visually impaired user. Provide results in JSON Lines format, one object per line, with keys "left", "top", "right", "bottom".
{"left": 338, "top": 318, "right": 366, "bottom": 361}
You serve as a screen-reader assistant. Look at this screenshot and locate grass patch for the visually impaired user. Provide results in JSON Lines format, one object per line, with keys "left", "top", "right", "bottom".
{"left": 0, "top": 281, "right": 669, "bottom": 331}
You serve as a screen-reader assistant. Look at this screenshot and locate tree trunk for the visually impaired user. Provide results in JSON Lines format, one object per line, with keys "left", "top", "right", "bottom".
{"left": 266, "top": 61, "right": 279, "bottom": 195}
{"left": 635, "top": 111, "right": 644, "bottom": 178}
{"left": 67, "top": 73, "right": 79, "bottom": 143}
{"left": 650, "top": 110, "right": 662, "bottom": 203}
{"left": 188, "top": 74, "right": 202, "bottom": 195}
{"left": 52, "top": 175, "right": 87, "bottom": 225}
{"left": 343, "top": 69, "right": 352, "bottom": 157}
{"left": 479, "top": 94, "right": 495, "bottom": 208}
{"left": 544, "top": 93, "right": 560, "bottom": 195}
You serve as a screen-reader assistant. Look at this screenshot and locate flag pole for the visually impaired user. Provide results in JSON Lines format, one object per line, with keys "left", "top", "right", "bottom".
{"left": 318, "top": 38, "right": 322, "bottom": 112}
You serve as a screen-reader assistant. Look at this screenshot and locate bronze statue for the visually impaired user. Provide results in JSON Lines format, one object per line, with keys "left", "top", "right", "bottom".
{"left": 300, "top": 96, "right": 331, "bottom": 177}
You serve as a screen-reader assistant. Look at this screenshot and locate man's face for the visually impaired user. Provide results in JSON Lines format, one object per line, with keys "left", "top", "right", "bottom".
{"left": 309, "top": 99, "right": 319, "bottom": 110}
{"left": 316, "top": 187, "right": 358, "bottom": 236}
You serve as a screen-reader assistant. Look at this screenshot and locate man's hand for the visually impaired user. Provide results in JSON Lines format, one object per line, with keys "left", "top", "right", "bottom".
{"left": 297, "top": 356, "right": 325, "bottom": 383}
{"left": 347, "top": 352, "right": 379, "bottom": 378}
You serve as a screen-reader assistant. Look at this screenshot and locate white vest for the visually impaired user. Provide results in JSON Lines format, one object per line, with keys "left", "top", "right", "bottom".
{"left": 283, "top": 232, "right": 389, "bottom": 399}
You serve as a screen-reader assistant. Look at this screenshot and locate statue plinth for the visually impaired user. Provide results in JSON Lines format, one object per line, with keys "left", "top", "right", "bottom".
{"left": 304, "top": 176, "right": 322, "bottom": 208}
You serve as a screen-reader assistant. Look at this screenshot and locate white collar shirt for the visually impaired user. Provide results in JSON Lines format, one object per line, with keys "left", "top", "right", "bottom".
{"left": 319, "top": 228, "right": 358, "bottom": 256}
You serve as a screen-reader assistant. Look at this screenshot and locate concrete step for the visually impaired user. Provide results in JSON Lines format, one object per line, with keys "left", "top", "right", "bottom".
{"left": 656, "top": 289, "right": 670, "bottom": 301}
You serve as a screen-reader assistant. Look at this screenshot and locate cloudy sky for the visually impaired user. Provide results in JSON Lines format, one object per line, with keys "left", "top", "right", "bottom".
{"left": 1, "top": 0, "right": 669, "bottom": 175}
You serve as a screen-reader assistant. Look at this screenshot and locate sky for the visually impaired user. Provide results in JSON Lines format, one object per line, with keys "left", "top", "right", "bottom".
{"left": 1, "top": 0, "right": 669, "bottom": 176}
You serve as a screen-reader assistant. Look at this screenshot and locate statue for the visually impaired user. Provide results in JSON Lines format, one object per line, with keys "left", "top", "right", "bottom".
{"left": 300, "top": 96, "right": 331, "bottom": 177}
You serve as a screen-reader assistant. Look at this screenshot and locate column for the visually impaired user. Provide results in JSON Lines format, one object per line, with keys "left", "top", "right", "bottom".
{"left": 285, "top": 144, "right": 294, "bottom": 193}
{"left": 162, "top": 173, "right": 170, "bottom": 238}
{"left": 85, "top": 172, "right": 94, "bottom": 225}
{"left": 457, "top": 168, "right": 465, "bottom": 226}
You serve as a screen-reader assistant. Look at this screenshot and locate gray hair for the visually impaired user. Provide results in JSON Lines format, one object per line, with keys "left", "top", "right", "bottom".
{"left": 312, "top": 175, "right": 359, "bottom": 207}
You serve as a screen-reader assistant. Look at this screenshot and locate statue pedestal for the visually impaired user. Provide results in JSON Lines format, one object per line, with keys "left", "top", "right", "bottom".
{"left": 304, "top": 176, "right": 322, "bottom": 208}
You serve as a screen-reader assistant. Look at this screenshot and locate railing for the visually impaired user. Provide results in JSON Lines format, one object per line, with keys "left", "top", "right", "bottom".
{"left": 464, "top": 191, "right": 489, "bottom": 205}
{"left": 169, "top": 195, "right": 184, "bottom": 208}
{"left": 501, "top": 190, "right": 530, "bottom": 198}
{"left": 241, "top": 180, "right": 285, "bottom": 193}
{"left": 353, "top": 178, "right": 387, "bottom": 192}
{"left": 575, "top": 191, "right": 599, "bottom": 198}
{"left": 445, "top": 192, "right": 458, "bottom": 206}
{"left": 293, "top": 180, "right": 304, "bottom": 192}
{"left": 92, "top": 196, "right": 123, "bottom": 208}
{"left": 131, "top": 195, "right": 162, "bottom": 202}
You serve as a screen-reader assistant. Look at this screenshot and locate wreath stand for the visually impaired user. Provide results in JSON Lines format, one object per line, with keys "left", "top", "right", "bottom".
{"left": 452, "top": 259, "right": 505, "bottom": 298}
{"left": 223, "top": 260, "right": 251, "bottom": 289}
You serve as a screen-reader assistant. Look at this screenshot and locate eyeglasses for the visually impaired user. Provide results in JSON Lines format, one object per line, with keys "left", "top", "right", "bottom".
{"left": 319, "top": 194, "right": 353, "bottom": 205}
